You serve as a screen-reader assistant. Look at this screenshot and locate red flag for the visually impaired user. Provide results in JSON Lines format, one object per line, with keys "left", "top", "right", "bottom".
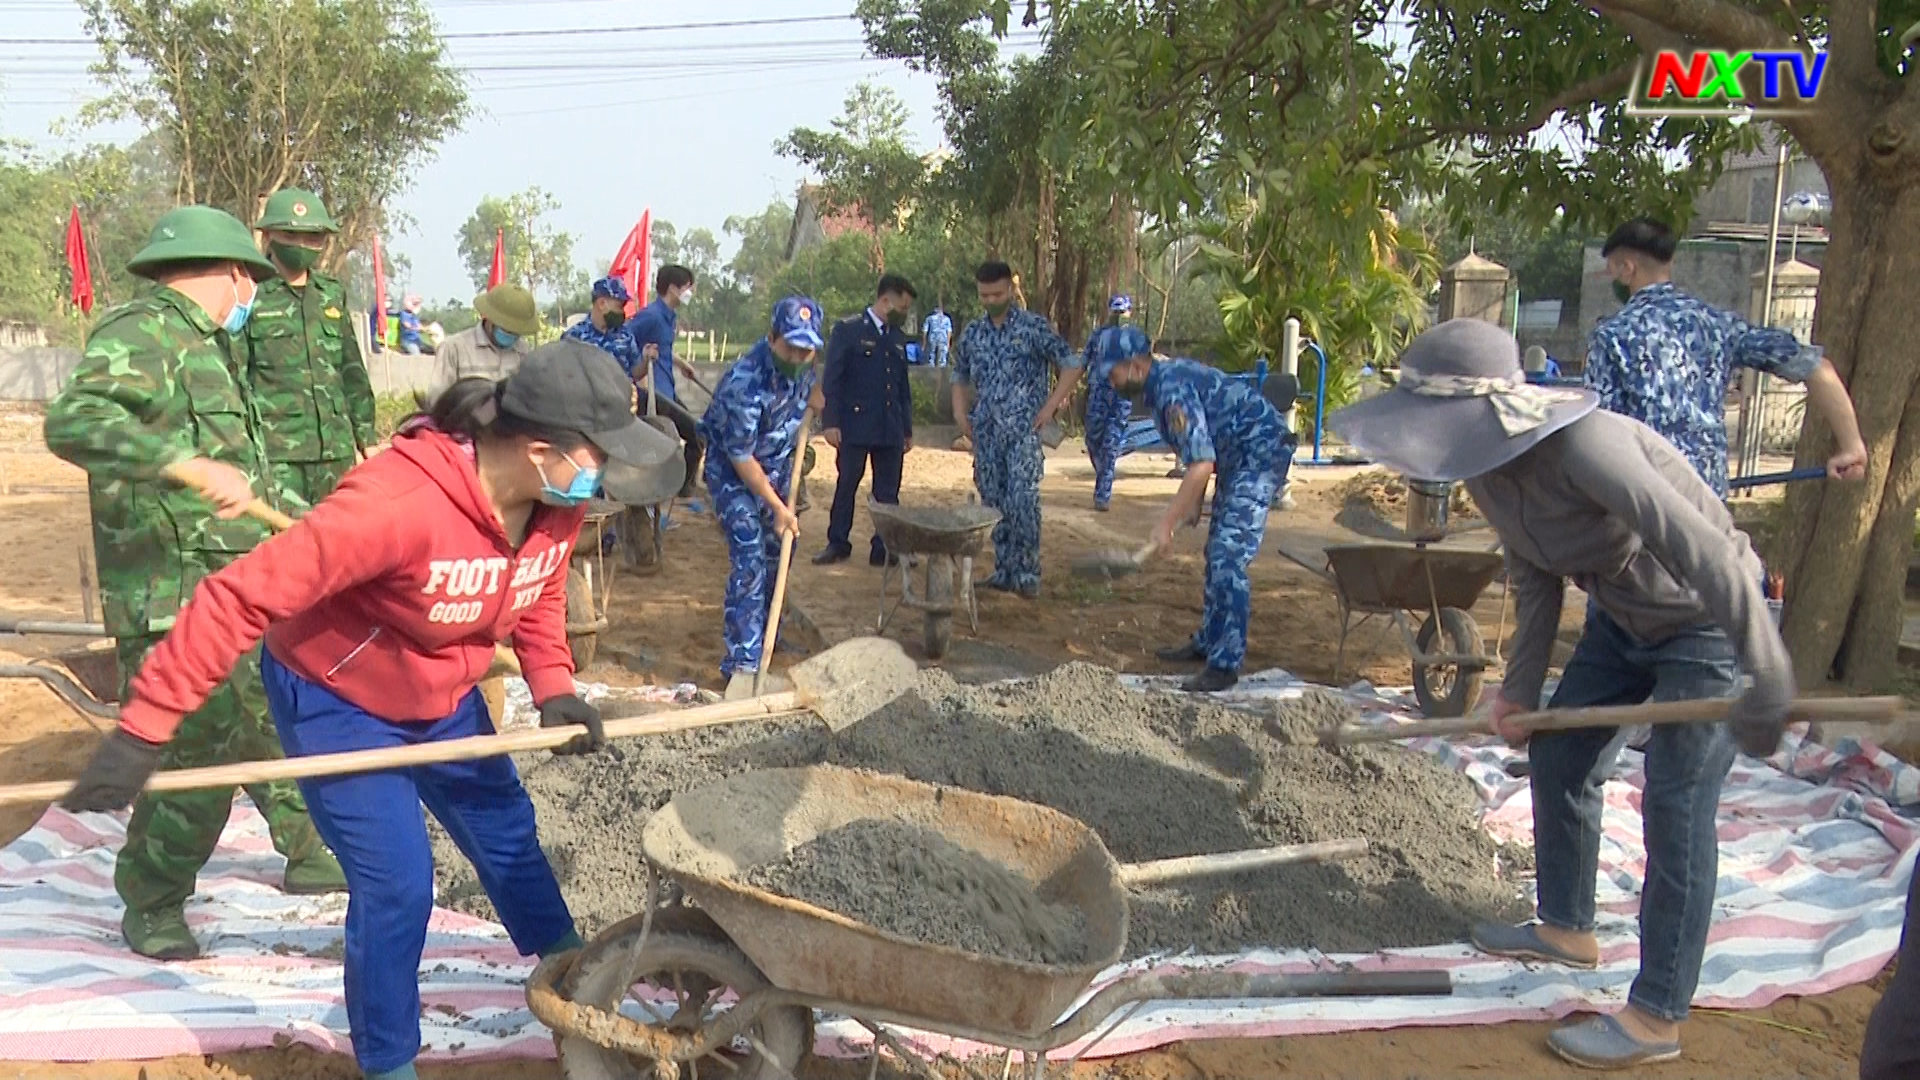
{"left": 608, "top": 209, "right": 651, "bottom": 318}
{"left": 65, "top": 206, "right": 93, "bottom": 315}
{"left": 487, "top": 228, "right": 506, "bottom": 289}
{"left": 370, "top": 233, "right": 387, "bottom": 350}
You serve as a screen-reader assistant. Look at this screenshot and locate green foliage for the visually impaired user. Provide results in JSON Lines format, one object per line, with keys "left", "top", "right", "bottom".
{"left": 778, "top": 80, "right": 928, "bottom": 271}
{"left": 455, "top": 187, "right": 580, "bottom": 303}
{"left": 909, "top": 373, "right": 944, "bottom": 425}
{"left": 79, "top": 0, "right": 468, "bottom": 263}
{"left": 1398, "top": 199, "right": 1585, "bottom": 306}
{"left": 372, "top": 392, "right": 416, "bottom": 441}
{"left": 0, "top": 152, "right": 67, "bottom": 330}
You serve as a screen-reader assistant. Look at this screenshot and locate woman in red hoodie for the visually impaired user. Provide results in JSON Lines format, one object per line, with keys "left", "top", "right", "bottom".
{"left": 60, "top": 339, "right": 664, "bottom": 1080}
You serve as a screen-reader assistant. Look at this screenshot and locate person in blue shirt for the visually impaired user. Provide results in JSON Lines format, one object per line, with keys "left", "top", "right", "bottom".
{"left": 816, "top": 274, "right": 917, "bottom": 567}
{"left": 951, "top": 261, "right": 1080, "bottom": 598}
{"left": 397, "top": 295, "right": 425, "bottom": 355}
{"left": 697, "top": 297, "right": 823, "bottom": 681}
{"left": 1083, "top": 294, "right": 1135, "bottom": 512}
{"left": 922, "top": 306, "right": 953, "bottom": 367}
{"left": 630, "top": 264, "right": 706, "bottom": 498}
{"left": 1094, "top": 328, "right": 1296, "bottom": 692}
{"left": 1586, "top": 217, "right": 1866, "bottom": 495}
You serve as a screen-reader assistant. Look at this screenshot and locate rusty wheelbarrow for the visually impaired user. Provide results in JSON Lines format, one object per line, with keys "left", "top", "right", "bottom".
{"left": 1275, "top": 539, "right": 1506, "bottom": 719}
{"left": 528, "top": 765, "right": 1450, "bottom": 1080}
{"left": 868, "top": 501, "right": 1002, "bottom": 660}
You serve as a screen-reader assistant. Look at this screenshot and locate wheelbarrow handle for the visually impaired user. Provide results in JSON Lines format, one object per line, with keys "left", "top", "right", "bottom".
{"left": 1727, "top": 467, "right": 1828, "bottom": 491}
{"left": 1118, "top": 839, "right": 1367, "bottom": 888}
{"left": 1320, "top": 695, "right": 1904, "bottom": 747}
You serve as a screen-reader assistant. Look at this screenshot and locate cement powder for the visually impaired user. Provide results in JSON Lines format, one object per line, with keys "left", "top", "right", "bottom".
{"left": 432, "top": 664, "right": 1529, "bottom": 954}
{"left": 744, "top": 819, "right": 1093, "bottom": 965}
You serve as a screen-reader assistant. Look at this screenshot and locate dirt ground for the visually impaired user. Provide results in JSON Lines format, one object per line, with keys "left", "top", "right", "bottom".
{"left": 0, "top": 407, "right": 1889, "bottom": 1078}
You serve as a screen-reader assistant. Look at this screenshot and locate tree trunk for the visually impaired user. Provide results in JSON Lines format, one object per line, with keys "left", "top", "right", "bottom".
{"left": 1776, "top": 159, "right": 1920, "bottom": 690}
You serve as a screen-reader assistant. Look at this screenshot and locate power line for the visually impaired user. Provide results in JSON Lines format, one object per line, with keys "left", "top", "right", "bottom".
{"left": 0, "top": 13, "right": 861, "bottom": 47}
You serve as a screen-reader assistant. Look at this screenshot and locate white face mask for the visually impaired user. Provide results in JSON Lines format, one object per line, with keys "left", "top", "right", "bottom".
{"left": 676, "top": 287, "right": 693, "bottom": 305}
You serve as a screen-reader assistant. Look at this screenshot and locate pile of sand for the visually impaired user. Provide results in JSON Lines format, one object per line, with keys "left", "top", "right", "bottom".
{"left": 745, "top": 819, "right": 1093, "bottom": 965}
{"left": 1338, "top": 470, "right": 1480, "bottom": 520}
{"left": 432, "top": 663, "right": 1529, "bottom": 956}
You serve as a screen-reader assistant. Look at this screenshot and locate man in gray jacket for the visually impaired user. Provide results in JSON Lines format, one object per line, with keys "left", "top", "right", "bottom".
{"left": 1330, "top": 318, "right": 1793, "bottom": 1072}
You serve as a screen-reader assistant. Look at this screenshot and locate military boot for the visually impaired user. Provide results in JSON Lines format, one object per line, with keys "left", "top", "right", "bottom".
{"left": 123, "top": 904, "right": 200, "bottom": 961}
{"left": 283, "top": 849, "right": 348, "bottom": 895}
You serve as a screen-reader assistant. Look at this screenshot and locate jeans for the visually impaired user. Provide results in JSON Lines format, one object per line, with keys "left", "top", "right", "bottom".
{"left": 261, "top": 650, "right": 575, "bottom": 1072}
{"left": 1861, "top": 865, "right": 1920, "bottom": 1079}
{"left": 1530, "top": 607, "right": 1738, "bottom": 1023}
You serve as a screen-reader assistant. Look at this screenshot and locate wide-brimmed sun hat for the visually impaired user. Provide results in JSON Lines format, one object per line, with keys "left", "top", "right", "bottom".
{"left": 1326, "top": 319, "right": 1597, "bottom": 482}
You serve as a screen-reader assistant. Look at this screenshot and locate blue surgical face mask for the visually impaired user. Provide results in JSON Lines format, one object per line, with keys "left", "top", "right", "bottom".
{"left": 537, "top": 450, "right": 601, "bottom": 507}
{"left": 223, "top": 276, "right": 256, "bottom": 334}
{"left": 489, "top": 325, "right": 520, "bottom": 350}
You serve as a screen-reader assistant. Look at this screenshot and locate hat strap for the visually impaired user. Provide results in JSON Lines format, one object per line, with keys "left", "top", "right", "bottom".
{"left": 1396, "top": 369, "right": 1578, "bottom": 438}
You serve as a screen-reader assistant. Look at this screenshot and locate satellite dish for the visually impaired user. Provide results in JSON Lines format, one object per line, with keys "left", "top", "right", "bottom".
{"left": 1782, "top": 191, "right": 1830, "bottom": 227}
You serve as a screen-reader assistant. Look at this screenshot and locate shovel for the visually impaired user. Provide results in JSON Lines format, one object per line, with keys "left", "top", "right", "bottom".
{"left": 726, "top": 413, "right": 812, "bottom": 701}
{"left": 1316, "top": 695, "right": 1905, "bottom": 748}
{"left": 0, "top": 637, "right": 921, "bottom": 807}
{"left": 1070, "top": 541, "right": 1158, "bottom": 581}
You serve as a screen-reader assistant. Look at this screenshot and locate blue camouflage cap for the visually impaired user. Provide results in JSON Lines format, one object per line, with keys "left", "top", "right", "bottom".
{"left": 771, "top": 295, "right": 824, "bottom": 350}
{"left": 1109, "top": 294, "right": 1134, "bottom": 314}
{"left": 592, "top": 276, "right": 632, "bottom": 303}
{"left": 1092, "top": 325, "right": 1153, "bottom": 382}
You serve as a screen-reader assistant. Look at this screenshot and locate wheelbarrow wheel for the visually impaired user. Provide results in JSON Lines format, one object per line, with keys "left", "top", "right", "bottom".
{"left": 924, "top": 557, "right": 954, "bottom": 659}
{"left": 1413, "top": 607, "right": 1484, "bottom": 719}
{"left": 566, "top": 567, "right": 598, "bottom": 672}
{"left": 558, "top": 908, "right": 811, "bottom": 1080}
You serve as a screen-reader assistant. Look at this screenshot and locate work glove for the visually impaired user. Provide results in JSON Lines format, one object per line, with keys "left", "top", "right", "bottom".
{"left": 539, "top": 694, "right": 606, "bottom": 756}
{"left": 1727, "top": 669, "right": 1796, "bottom": 758}
{"left": 62, "top": 729, "right": 163, "bottom": 813}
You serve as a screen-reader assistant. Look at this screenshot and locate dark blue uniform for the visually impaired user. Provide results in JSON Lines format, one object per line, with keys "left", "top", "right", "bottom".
{"left": 822, "top": 309, "right": 913, "bottom": 561}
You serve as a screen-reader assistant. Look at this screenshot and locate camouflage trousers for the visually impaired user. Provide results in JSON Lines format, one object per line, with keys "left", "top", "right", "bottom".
{"left": 114, "top": 635, "right": 331, "bottom": 915}
{"left": 269, "top": 458, "right": 354, "bottom": 511}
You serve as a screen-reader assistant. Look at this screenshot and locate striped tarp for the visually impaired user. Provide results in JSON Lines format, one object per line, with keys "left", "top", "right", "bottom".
{"left": 0, "top": 672, "right": 1910, "bottom": 1064}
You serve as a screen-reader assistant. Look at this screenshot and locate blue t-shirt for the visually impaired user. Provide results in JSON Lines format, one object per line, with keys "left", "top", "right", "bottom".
{"left": 628, "top": 297, "right": 679, "bottom": 401}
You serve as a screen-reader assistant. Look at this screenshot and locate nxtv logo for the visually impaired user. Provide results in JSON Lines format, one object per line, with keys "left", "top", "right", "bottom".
{"left": 1627, "top": 50, "right": 1828, "bottom": 117}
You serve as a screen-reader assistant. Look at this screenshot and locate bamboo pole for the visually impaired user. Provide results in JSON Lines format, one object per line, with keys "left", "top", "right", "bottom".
{"left": 1323, "top": 695, "right": 1904, "bottom": 747}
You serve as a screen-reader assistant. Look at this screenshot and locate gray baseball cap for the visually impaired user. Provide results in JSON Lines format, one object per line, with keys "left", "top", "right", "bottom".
{"left": 500, "top": 338, "right": 678, "bottom": 472}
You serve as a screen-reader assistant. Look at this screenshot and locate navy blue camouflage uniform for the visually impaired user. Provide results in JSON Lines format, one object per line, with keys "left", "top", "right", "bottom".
{"left": 1584, "top": 282, "right": 1820, "bottom": 495}
{"left": 954, "top": 307, "right": 1076, "bottom": 592}
{"left": 697, "top": 300, "right": 822, "bottom": 679}
{"left": 1083, "top": 320, "right": 1135, "bottom": 508}
{"left": 1138, "top": 357, "right": 1295, "bottom": 672}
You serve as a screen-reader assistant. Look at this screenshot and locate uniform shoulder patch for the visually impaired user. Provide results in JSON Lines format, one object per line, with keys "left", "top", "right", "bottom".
{"left": 1166, "top": 404, "right": 1188, "bottom": 437}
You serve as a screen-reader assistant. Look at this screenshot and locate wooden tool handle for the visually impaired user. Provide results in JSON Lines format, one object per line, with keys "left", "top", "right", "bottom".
{"left": 0, "top": 691, "right": 807, "bottom": 807}
{"left": 754, "top": 413, "right": 812, "bottom": 694}
{"left": 1119, "top": 839, "right": 1368, "bottom": 888}
{"left": 1325, "top": 695, "right": 1905, "bottom": 747}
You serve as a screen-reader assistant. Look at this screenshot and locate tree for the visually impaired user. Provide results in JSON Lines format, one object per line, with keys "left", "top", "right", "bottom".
{"left": 778, "top": 80, "right": 929, "bottom": 271}
{"left": 80, "top": 0, "right": 468, "bottom": 269}
{"left": 944, "top": 0, "right": 1920, "bottom": 689}
{"left": 455, "top": 188, "right": 580, "bottom": 317}
{"left": 725, "top": 200, "right": 797, "bottom": 300}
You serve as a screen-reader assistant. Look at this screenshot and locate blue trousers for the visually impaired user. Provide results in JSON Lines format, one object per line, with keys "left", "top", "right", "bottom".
{"left": 1191, "top": 457, "right": 1285, "bottom": 671}
{"left": 972, "top": 422, "right": 1044, "bottom": 590}
{"left": 928, "top": 339, "right": 949, "bottom": 366}
{"left": 1085, "top": 383, "right": 1131, "bottom": 508}
{"left": 261, "top": 650, "right": 576, "bottom": 1074}
{"left": 1530, "top": 608, "right": 1738, "bottom": 1022}
{"left": 713, "top": 476, "right": 784, "bottom": 678}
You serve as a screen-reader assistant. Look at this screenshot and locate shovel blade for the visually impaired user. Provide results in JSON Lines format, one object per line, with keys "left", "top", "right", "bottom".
{"left": 788, "top": 636, "right": 918, "bottom": 731}
{"left": 1069, "top": 548, "right": 1143, "bottom": 581}
{"left": 724, "top": 669, "right": 792, "bottom": 702}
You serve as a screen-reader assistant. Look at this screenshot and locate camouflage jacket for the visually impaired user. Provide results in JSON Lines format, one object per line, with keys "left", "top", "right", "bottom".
{"left": 45, "top": 287, "right": 275, "bottom": 639}
{"left": 241, "top": 273, "right": 377, "bottom": 463}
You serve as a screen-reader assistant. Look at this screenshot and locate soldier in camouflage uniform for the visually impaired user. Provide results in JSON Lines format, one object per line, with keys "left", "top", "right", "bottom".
{"left": 240, "top": 189, "right": 377, "bottom": 507}
{"left": 44, "top": 206, "right": 344, "bottom": 962}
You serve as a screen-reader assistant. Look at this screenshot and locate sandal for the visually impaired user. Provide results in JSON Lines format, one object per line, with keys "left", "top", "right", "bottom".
{"left": 1470, "top": 922, "right": 1600, "bottom": 970}
{"left": 1548, "top": 1014, "right": 1681, "bottom": 1070}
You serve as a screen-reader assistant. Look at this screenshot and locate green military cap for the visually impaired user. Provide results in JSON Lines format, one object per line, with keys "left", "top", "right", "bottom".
{"left": 127, "top": 206, "right": 277, "bottom": 280}
{"left": 255, "top": 188, "right": 339, "bottom": 233}
{"left": 473, "top": 283, "right": 540, "bottom": 337}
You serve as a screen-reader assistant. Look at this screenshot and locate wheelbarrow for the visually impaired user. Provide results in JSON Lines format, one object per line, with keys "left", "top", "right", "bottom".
{"left": 564, "top": 499, "right": 623, "bottom": 671}
{"left": 869, "top": 501, "right": 1002, "bottom": 660}
{"left": 528, "top": 765, "right": 1450, "bottom": 1080}
{"left": 1275, "top": 540, "right": 1506, "bottom": 718}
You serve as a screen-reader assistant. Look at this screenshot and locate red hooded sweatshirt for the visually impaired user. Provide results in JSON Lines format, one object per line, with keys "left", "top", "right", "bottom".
{"left": 120, "top": 427, "right": 586, "bottom": 744}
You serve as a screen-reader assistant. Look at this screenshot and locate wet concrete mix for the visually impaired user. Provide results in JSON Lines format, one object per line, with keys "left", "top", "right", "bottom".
{"left": 431, "top": 664, "right": 1531, "bottom": 957}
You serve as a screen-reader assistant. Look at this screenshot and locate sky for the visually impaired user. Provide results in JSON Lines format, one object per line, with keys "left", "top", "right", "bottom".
{"left": 0, "top": 0, "right": 1041, "bottom": 301}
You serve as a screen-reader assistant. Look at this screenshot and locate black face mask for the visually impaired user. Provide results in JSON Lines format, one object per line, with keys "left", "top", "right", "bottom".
{"left": 600, "top": 310, "right": 624, "bottom": 331}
